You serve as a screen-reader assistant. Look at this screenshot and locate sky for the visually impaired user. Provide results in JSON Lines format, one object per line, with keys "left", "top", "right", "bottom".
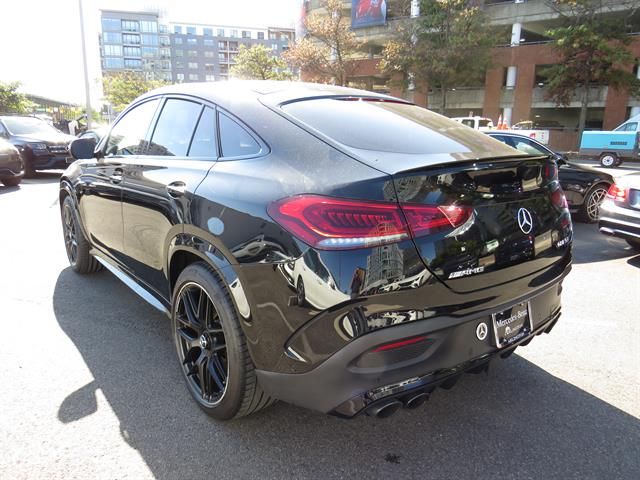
{"left": 0, "top": 0, "right": 300, "bottom": 107}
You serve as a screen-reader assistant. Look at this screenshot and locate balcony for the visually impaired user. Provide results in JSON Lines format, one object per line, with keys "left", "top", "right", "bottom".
{"left": 531, "top": 86, "right": 608, "bottom": 108}
{"left": 428, "top": 88, "right": 485, "bottom": 110}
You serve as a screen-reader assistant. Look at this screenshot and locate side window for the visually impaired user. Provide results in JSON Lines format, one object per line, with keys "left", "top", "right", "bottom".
{"left": 218, "top": 112, "right": 261, "bottom": 158}
{"left": 461, "top": 119, "right": 474, "bottom": 128}
{"left": 511, "top": 137, "right": 548, "bottom": 156}
{"left": 188, "top": 107, "right": 217, "bottom": 157}
{"left": 148, "top": 99, "right": 202, "bottom": 156}
{"left": 105, "top": 99, "right": 159, "bottom": 156}
{"left": 624, "top": 122, "right": 637, "bottom": 132}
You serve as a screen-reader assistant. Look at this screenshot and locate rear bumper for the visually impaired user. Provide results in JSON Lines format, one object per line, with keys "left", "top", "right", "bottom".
{"left": 599, "top": 199, "right": 640, "bottom": 241}
{"left": 31, "top": 154, "right": 68, "bottom": 170}
{"left": 256, "top": 279, "right": 566, "bottom": 417}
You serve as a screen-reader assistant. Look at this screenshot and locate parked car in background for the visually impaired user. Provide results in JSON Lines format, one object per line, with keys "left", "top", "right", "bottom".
{"left": 579, "top": 114, "right": 640, "bottom": 167}
{"left": 61, "top": 81, "right": 572, "bottom": 420}
{"left": 487, "top": 132, "right": 613, "bottom": 223}
{"left": 0, "top": 138, "right": 23, "bottom": 187}
{"left": 451, "top": 116, "right": 494, "bottom": 131}
{"left": 0, "top": 115, "right": 75, "bottom": 177}
{"left": 599, "top": 173, "right": 640, "bottom": 251}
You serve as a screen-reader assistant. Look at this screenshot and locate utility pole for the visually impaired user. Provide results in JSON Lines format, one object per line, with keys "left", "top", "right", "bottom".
{"left": 78, "top": 0, "right": 92, "bottom": 129}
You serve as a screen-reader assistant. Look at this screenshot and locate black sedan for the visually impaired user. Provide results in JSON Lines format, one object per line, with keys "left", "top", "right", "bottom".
{"left": 61, "top": 81, "right": 572, "bottom": 420}
{"left": 0, "top": 138, "right": 23, "bottom": 186}
{"left": 599, "top": 173, "right": 640, "bottom": 251}
{"left": 487, "top": 132, "right": 613, "bottom": 223}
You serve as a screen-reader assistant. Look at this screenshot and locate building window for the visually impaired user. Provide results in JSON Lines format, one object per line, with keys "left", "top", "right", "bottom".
{"left": 203, "top": 28, "right": 212, "bottom": 36}
{"left": 173, "top": 37, "right": 183, "bottom": 45}
{"left": 257, "top": 32, "right": 264, "bottom": 40}
{"left": 188, "top": 62, "right": 198, "bottom": 69}
{"left": 204, "top": 50, "right": 214, "bottom": 58}
{"left": 177, "top": 73, "right": 184, "bottom": 81}
{"left": 269, "top": 33, "right": 277, "bottom": 40}
{"left": 140, "top": 21, "right": 158, "bottom": 33}
{"left": 161, "top": 60, "right": 171, "bottom": 70}
{"left": 142, "top": 46, "right": 158, "bottom": 57}
{"left": 159, "top": 36, "right": 170, "bottom": 46}
{"left": 218, "top": 53, "right": 226, "bottom": 61}
{"left": 101, "top": 18, "right": 120, "bottom": 31}
{"left": 205, "top": 75, "right": 215, "bottom": 82}
{"left": 229, "top": 41, "right": 238, "bottom": 51}
{"left": 160, "top": 47, "right": 170, "bottom": 57}
{"left": 124, "top": 58, "right": 142, "bottom": 69}
{"left": 174, "top": 49, "right": 184, "bottom": 57}
{"left": 103, "top": 32, "right": 121, "bottom": 44}
{"left": 187, "top": 26, "right": 196, "bottom": 35}
{"left": 175, "top": 60, "right": 184, "bottom": 69}
{"left": 271, "top": 43, "right": 278, "bottom": 51}
{"left": 205, "top": 63, "right": 214, "bottom": 72}
{"left": 187, "top": 37, "right": 198, "bottom": 45}
{"left": 103, "top": 44, "right": 122, "bottom": 56}
{"left": 141, "top": 34, "right": 158, "bottom": 45}
{"left": 123, "top": 46, "right": 141, "bottom": 57}
{"left": 121, "top": 20, "right": 139, "bottom": 32}
{"left": 218, "top": 41, "right": 226, "bottom": 49}
{"left": 187, "top": 50, "right": 197, "bottom": 57}
{"left": 230, "top": 29, "right": 238, "bottom": 38}
{"left": 217, "top": 28, "right": 225, "bottom": 37}
{"left": 104, "top": 57, "right": 124, "bottom": 69}
{"left": 122, "top": 33, "right": 141, "bottom": 44}
{"left": 204, "top": 38, "right": 214, "bottom": 46}
{"left": 188, "top": 73, "right": 199, "bottom": 81}
{"left": 159, "top": 24, "right": 168, "bottom": 33}
{"left": 242, "top": 30, "right": 251, "bottom": 39}
{"left": 174, "top": 26, "right": 182, "bottom": 34}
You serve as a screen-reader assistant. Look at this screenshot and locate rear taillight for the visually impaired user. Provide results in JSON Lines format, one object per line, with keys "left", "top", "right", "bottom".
{"left": 606, "top": 184, "right": 626, "bottom": 202}
{"left": 544, "top": 162, "right": 558, "bottom": 182}
{"left": 267, "top": 195, "right": 471, "bottom": 250}
{"left": 551, "top": 188, "right": 568, "bottom": 209}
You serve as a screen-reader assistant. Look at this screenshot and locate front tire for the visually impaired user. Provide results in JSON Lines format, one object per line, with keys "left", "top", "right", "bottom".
{"left": 61, "top": 195, "right": 102, "bottom": 273}
{"left": 578, "top": 184, "right": 609, "bottom": 223}
{"left": 599, "top": 153, "right": 618, "bottom": 168}
{"left": 172, "top": 263, "right": 274, "bottom": 420}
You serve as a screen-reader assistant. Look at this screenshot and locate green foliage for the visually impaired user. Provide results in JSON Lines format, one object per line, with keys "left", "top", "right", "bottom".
{"left": 0, "top": 81, "right": 33, "bottom": 113}
{"left": 284, "top": 0, "right": 363, "bottom": 86}
{"left": 102, "top": 72, "right": 168, "bottom": 112}
{"left": 544, "top": 0, "right": 640, "bottom": 134}
{"left": 380, "top": 0, "right": 496, "bottom": 111}
{"left": 231, "top": 44, "right": 292, "bottom": 80}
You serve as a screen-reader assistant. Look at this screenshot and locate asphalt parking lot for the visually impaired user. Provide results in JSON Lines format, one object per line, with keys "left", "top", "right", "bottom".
{"left": 1, "top": 170, "right": 639, "bottom": 480}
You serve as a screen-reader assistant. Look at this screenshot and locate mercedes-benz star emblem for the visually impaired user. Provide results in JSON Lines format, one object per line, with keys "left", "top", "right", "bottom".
{"left": 517, "top": 207, "right": 533, "bottom": 234}
{"left": 199, "top": 335, "right": 208, "bottom": 349}
{"left": 476, "top": 322, "right": 488, "bottom": 341}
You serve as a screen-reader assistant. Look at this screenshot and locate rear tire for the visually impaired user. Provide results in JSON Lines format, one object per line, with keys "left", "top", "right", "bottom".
{"left": 61, "top": 195, "right": 102, "bottom": 273}
{"left": 599, "top": 153, "right": 618, "bottom": 168}
{"left": 577, "top": 183, "right": 609, "bottom": 223}
{"left": 1, "top": 177, "right": 21, "bottom": 187}
{"left": 626, "top": 239, "right": 640, "bottom": 251}
{"left": 172, "top": 262, "right": 274, "bottom": 420}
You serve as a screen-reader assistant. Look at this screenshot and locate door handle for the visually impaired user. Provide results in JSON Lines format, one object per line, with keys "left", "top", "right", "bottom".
{"left": 109, "top": 168, "right": 123, "bottom": 184}
{"left": 167, "top": 181, "right": 187, "bottom": 197}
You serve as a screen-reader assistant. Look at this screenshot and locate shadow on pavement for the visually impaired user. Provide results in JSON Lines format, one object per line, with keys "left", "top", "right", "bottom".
{"left": 571, "top": 222, "right": 638, "bottom": 264}
{"left": 22, "top": 171, "right": 62, "bottom": 184}
{"left": 0, "top": 184, "right": 20, "bottom": 195}
{"left": 52, "top": 267, "right": 640, "bottom": 479}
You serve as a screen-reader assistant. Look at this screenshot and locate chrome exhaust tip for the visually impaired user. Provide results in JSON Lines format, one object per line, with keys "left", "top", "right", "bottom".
{"left": 402, "top": 392, "right": 430, "bottom": 410}
{"left": 366, "top": 399, "right": 403, "bottom": 418}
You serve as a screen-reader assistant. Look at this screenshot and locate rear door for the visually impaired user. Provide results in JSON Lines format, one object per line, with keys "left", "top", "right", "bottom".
{"left": 77, "top": 98, "right": 160, "bottom": 264}
{"left": 120, "top": 97, "right": 218, "bottom": 299}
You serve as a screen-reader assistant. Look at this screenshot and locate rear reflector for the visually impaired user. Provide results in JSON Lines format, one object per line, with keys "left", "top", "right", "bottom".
{"left": 372, "top": 335, "right": 428, "bottom": 352}
{"left": 268, "top": 195, "right": 472, "bottom": 250}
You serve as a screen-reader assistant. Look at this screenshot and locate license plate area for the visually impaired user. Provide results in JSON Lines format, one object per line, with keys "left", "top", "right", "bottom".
{"left": 492, "top": 301, "right": 533, "bottom": 348}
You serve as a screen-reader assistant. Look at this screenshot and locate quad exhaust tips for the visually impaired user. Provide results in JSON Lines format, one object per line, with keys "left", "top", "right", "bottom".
{"left": 402, "top": 391, "right": 430, "bottom": 409}
{"left": 366, "top": 398, "right": 403, "bottom": 418}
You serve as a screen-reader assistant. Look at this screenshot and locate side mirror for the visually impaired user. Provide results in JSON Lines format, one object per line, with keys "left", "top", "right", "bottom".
{"left": 555, "top": 153, "right": 568, "bottom": 165}
{"left": 69, "top": 137, "right": 97, "bottom": 160}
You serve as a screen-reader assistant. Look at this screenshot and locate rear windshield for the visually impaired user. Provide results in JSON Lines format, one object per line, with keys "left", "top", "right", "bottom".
{"left": 282, "top": 98, "right": 480, "bottom": 155}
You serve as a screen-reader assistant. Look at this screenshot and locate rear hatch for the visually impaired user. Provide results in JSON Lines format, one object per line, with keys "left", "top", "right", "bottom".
{"left": 394, "top": 157, "right": 572, "bottom": 293}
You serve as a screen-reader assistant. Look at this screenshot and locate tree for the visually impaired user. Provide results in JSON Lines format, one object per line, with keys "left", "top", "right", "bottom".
{"left": 379, "top": 0, "right": 495, "bottom": 113}
{"left": 544, "top": 0, "right": 640, "bottom": 138}
{"left": 0, "top": 81, "right": 33, "bottom": 113}
{"left": 102, "top": 72, "right": 168, "bottom": 113}
{"left": 284, "top": 0, "right": 363, "bottom": 86}
{"left": 231, "top": 44, "right": 292, "bottom": 80}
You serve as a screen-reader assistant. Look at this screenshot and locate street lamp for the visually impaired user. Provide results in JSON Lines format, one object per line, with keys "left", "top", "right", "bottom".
{"left": 78, "top": 0, "right": 92, "bottom": 129}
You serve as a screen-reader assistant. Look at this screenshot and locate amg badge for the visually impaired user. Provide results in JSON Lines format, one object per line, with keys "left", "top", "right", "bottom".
{"left": 448, "top": 266, "right": 485, "bottom": 279}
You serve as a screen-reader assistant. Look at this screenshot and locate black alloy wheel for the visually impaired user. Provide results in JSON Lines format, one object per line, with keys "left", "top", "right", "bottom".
{"left": 580, "top": 184, "right": 609, "bottom": 223}
{"left": 175, "top": 282, "right": 229, "bottom": 407}
{"left": 60, "top": 195, "right": 102, "bottom": 273}
{"left": 62, "top": 201, "right": 79, "bottom": 266}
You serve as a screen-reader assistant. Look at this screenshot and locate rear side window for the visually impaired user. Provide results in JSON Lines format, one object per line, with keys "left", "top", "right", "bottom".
{"left": 616, "top": 122, "right": 637, "bottom": 132}
{"left": 282, "top": 98, "right": 466, "bottom": 154}
{"left": 510, "top": 137, "right": 548, "bottom": 156}
{"left": 149, "top": 99, "right": 202, "bottom": 156}
{"left": 105, "top": 99, "right": 159, "bottom": 156}
{"left": 218, "top": 112, "right": 261, "bottom": 158}
{"left": 188, "top": 107, "right": 217, "bottom": 157}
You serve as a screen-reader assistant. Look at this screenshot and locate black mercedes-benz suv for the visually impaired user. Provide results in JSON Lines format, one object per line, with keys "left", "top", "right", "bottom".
{"left": 0, "top": 115, "right": 75, "bottom": 176}
{"left": 60, "top": 81, "right": 572, "bottom": 420}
